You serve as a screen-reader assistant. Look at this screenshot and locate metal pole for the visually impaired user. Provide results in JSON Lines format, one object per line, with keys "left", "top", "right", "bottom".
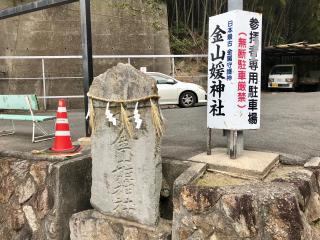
{"left": 41, "top": 59, "right": 47, "bottom": 110}
{"left": 227, "top": 0, "right": 244, "bottom": 159}
{"left": 207, "top": 128, "right": 212, "bottom": 155}
{"left": 80, "top": 0, "right": 93, "bottom": 137}
{"left": 228, "top": 0, "right": 243, "bottom": 11}
{"left": 171, "top": 57, "right": 175, "bottom": 78}
{"left": 228, "top": 130, "right": 237, "bottom": 159}
{"left": 128, "top": 58, "right": 131, "bottom": 65}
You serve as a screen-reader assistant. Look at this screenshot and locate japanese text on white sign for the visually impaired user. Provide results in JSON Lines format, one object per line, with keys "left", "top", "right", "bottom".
{"left": 207, "top": 10, "right": 262, "bottom": 130}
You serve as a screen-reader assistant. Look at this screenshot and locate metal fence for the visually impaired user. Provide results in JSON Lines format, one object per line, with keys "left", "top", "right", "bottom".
{"left": 0, "top": 54, "right": 207, "bottom": 109}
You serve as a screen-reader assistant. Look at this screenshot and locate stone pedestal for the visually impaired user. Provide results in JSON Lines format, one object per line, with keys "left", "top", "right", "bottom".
{"left": 70, "top": 210, "right": 171, "bottom": 240}
{"left": 89, "top": 63, "right": 162, "bottom": 226}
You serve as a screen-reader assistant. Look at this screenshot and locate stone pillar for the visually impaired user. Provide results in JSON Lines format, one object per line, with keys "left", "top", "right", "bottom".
{"left": 88, "top": 63, "right": 162, "bottom": 226}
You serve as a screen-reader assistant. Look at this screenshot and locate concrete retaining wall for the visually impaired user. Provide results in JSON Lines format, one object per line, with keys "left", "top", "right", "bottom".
{"left": 0, "top": 0, "right": 171, "bottom": 109}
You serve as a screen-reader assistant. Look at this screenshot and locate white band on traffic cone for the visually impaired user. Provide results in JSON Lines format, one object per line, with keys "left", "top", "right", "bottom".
{"left": 56, "top": 118, "right": 69, "bottom": 124}
{"left": 55, "top": 131, "right": 71, "bottom": 136}
{"left": 58, "top": 107, "right": 67, "bottom": 112}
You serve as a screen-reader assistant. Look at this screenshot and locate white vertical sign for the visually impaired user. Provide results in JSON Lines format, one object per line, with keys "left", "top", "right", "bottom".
{"left": 207, "top": 10, "right": 262, "bottom": 130}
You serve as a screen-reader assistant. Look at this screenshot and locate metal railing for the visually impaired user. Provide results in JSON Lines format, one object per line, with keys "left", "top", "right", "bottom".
{"left": 0, "top": 54, "right": 208, "bottom": 109}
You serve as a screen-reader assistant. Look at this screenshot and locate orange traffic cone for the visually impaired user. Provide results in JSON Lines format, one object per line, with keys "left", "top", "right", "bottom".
{"left": 51, "top": 99, "right": 75, "bottom": 152}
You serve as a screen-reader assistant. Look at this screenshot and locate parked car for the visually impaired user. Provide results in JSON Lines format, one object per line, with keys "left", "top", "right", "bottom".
{"left": 268, "top": 64, "right": 298, "bottom": 90}
{"left": 146, "top": 72, "right": 207, "bottom": 108}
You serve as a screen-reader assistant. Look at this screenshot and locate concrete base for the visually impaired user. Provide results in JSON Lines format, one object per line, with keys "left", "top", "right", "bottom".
{"left": 70, "top": 210, "right": 172, "bottom": 240}
{"left": 189, "top": 148, "right": 279, "bottom": 179}
{"left": 304, "top": 157, "right": 320, "bottom": 169}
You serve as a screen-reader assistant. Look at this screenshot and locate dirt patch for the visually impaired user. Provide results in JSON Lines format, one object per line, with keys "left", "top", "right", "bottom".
{"left": 195, "top": 171, "right": 254, "bottom": 187}
{"left": 195, "top": 165, "right": 308, "bottom": 188}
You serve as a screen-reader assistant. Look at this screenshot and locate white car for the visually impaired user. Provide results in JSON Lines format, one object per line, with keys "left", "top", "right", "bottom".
{"left": 268, "top": 64, "right": 298, "bottom": 90}
{"left": 146, "top": 72, "right": 207, "bottom": 108}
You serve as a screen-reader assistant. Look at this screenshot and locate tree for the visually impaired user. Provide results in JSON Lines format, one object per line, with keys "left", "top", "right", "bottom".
{"left": 166, "top": 0, "right": 227, "bottom": 53}
{"left": 166, "top": 0, "right": 320, "bottom": 53}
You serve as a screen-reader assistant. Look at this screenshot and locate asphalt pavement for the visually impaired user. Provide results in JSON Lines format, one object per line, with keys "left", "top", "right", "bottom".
{"left": 162, "top": 91, "right": 320, "bottom": 161}
{"left": 0, "top": 92, "right": 319, "bottom": 161}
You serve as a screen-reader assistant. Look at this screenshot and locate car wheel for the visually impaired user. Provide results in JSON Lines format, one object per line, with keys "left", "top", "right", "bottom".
{"left": 179, "top": 91, "right": 196, "bottom": 108}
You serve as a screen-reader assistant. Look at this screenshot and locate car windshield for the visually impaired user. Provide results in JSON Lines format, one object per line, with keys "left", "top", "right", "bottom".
{"left": 271, "top": 66, "right": 293, "bottom": 75}
{"left": 148, "top": 74, "right": 174, "bottom": 84}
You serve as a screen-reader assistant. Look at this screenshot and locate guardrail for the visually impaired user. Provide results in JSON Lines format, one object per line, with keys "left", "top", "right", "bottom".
{"left": 0, "top": 54, "right": 208, "bottom": 109}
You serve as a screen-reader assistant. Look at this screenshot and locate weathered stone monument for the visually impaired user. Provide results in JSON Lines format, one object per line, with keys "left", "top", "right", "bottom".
{"left": 70, "top": 63, "right": 170, "bottom": 239}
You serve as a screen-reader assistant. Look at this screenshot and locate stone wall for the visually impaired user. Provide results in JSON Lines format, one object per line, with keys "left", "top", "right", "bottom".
{"left": 160, "top": 159, "right": 191, "bottom": 220}
{"left": 0, "top": 147, "right": 193, "bottom": 240}
{"left": 172, "top": 163, "right": 320, "bottom": 240}
{"left": 3, "top": 146, "right": 320, "bottom": 240}
{"left": 0, "top": 0, "right": 171, "bottom": 109}
{"left": 0, "top": 152, "right": 92, "bottom": 240}
{"left": 70, "top": 210, "right": 172, "bottom": 240}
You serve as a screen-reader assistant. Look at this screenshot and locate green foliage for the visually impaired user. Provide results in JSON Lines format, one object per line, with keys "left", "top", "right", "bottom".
{"left": 170, "top": 24, "right": 206, "bottom": 54}
{"left": 166, "top": 0, "right": 227, "bottom": 53}
{"left": 244, "top": 0, "right": 320, "bottom": 45}
{"left": 170, "top": 35, "right": 190, "bottom": 54}
{"left": 166, "top": 0, "right": 319, "bottom": 53}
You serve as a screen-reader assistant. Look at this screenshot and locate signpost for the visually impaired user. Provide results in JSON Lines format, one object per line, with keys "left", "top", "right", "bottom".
{"left": 228, "top": 0, "right": 243, "bottom": 11}
{"left": 227, "top": 0, "right": 244, "bottom": 159}
{"left": 207, "top": 10, "right": 262, "bottom": 158}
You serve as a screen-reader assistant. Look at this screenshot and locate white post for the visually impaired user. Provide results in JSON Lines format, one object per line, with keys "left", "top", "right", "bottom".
{"left": 227, "top": 0, "right": 244, "bottom": 159}
{"left": 228, "top": 0, "right": 243, "bottom": 11}
{"left": 41, "top": 59, "right": 47, "bottom": 110}
{"left": 128, "top": 57, "right": 131, "bottom": 65}
{"left": 171, "top": 57, "right": 175, "bottom": 78}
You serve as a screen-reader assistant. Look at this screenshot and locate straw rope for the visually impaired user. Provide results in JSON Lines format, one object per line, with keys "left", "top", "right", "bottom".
{"left": 150, "top": 99, "right": 164, "bottom": 137}
{"left": 120, "top": 103, "right": 134, "bottom": 138}
{"left": 87, "top": 93, "right": 160, "bottom": 104}
{"left": 89, "top": 98, "right": 95, "bottom": 132}
{"left": 87, "top": 93, "right": 164, "bottom": 138}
